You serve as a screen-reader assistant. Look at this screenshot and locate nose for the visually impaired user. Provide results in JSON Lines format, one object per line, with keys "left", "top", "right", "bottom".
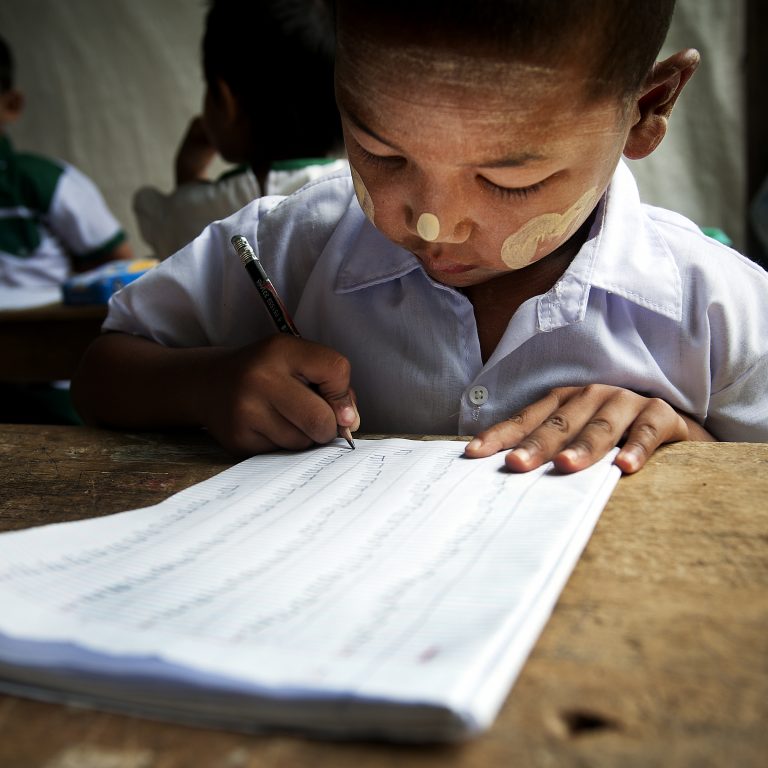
{"left": 405, "top": 188, "right": 472, "bottom": 244}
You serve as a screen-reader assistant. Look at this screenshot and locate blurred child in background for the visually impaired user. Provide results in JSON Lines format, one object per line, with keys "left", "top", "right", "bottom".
{"left": 133, "top": 0, "right": 347, "bottom": 260}
{"left": 0, "top": 34, "right": 132, "bottom": 289}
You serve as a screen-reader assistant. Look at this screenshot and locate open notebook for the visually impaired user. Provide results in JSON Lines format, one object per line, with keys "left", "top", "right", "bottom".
{"left": 0, "top": 439, "right": 620, "bottom": 742}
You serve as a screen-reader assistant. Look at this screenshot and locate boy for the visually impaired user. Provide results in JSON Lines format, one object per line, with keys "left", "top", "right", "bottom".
{"left": 0, "top": 35, "right": 132, "bottom": 288}
{"left": 133, "top": 0, "right": 347, "bottom": 260}
{"left": 73, "top": 0, "right": 768, "bottom": 475}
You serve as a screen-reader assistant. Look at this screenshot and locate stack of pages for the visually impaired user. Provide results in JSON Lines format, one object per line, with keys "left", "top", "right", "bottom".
{"left": 0, "top": 439, "right": 620, "bottom": 741}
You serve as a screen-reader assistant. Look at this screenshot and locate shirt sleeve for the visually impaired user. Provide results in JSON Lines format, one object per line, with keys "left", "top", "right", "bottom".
{"left": 103, "top": 194, "right": 287, "bottom": 348}
{"left": 133, "top": 168, "right": 261, "bottom": 260}
{"left": 702, "top": 254, "right": 768, "bottom": 441}
{"left": 46, "top": 164, "right": 125, "bottom": 259}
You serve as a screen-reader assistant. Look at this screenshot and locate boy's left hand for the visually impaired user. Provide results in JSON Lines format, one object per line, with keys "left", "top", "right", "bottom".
{"left": 464, "top": 384, "right": 714, "bottom": 474}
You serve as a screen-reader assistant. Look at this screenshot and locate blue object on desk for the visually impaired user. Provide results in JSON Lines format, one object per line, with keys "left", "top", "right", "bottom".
{"left": 62, "top": 259, "right": 157, "bottom": 305}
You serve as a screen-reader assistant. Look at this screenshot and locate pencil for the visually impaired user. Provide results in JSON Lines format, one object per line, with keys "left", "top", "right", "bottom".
{"left": 231, "top": 234, "right": 355, "bottom": 449}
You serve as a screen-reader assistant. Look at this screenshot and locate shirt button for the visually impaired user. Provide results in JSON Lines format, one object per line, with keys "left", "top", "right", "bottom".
{"left": 468, "top": 385, "right": 489, "bottom": 406}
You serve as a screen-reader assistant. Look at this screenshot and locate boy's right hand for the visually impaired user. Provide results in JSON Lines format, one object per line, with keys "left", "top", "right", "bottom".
{"left": 175, "top": 116, "right": 217, "bottom": 185}
{"left": 203, "top": 335, "right": 360, "bottom": 456}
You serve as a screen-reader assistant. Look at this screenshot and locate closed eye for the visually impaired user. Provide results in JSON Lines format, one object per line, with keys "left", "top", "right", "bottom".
{"left": 354, "top": 144, "right": 405, "bottom": 170}
{"left": 478, "top": 176, "right": 545, "bottom": 200}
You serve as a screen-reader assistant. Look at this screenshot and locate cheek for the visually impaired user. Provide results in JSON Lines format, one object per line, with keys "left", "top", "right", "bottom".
{"left": 499, "top": 187, "right": 598, "bottom": 269}
{"left": 350, "top": 165, "right": 376, "bottom": 224}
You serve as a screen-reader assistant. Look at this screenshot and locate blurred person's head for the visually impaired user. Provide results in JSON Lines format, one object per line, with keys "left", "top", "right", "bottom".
{"left": 0, "top": 35, "right": 24, "bottom": 133}
{"left": 201, "top": 0, "right": 341, "bottom": 177}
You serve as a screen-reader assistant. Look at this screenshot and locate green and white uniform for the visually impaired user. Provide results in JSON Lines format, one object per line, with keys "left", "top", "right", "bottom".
{"left": 0, "top": 135, "right": 126, "bottom": 287}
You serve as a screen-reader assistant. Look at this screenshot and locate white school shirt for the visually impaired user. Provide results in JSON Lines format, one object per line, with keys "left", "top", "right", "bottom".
{"left": 0, "top": 137, "right": 125, "bottom": 288}
{"left": 105, "top": 161, "right": 768, "bottom": 441}
{"left": 132, "top": 159, "right": 348, "bottom": 260}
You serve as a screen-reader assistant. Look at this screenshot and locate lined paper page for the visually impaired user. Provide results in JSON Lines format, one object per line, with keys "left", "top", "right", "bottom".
{"left": 0, "top": 439, "right": 620, "bottom": 736}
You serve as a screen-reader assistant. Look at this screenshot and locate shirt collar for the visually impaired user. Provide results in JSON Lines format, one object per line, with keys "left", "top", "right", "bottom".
{"left": 333, "top": 162, "right": 683, "bottom": 327}
{"left": 537, "top": 160, "right": 683, "bottom": 331}
{"left": 334, "top": 203, "right": 422, "bottom": 293}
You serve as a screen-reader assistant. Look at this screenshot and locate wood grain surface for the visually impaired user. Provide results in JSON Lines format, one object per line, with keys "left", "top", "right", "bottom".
{"left": 0, "top": 424, "right": 766, "bottom": 768}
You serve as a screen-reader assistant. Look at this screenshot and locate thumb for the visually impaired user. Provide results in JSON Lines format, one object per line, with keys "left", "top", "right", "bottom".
{"left": 296, "top": 343, "right": 360, "bottom": 431}
{"left": 324, "top": 387, "right": 360, "bottom": 432}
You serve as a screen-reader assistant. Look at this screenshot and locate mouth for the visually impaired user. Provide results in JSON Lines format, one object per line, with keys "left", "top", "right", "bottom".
{"left": 425, "top": 261, "right": 475, "bottom": 275}
{"left": 408, "top": 244, "right": 475, "bottom": 275}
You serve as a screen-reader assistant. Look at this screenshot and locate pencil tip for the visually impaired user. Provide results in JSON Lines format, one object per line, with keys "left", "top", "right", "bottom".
{"left": 338, "top": 426, "right": 355, "bottom": 449}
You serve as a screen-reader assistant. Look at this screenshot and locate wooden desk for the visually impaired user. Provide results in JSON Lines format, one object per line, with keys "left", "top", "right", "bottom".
{"left": 0, "top": 303, "right": 106, "bottom": 382}
{"left": 0, "top": 424, "right": 766, "bottom": 767}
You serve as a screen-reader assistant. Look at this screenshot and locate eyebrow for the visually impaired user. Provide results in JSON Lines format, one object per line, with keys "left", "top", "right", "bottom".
{"left": 343, "top": 107, "right": 548, "bottom": 169}
{"left": 343, "top": 108, "right": 406, "bottom": 153}
{"left": 473, "top": 151, "right": 547, "bottom": 169}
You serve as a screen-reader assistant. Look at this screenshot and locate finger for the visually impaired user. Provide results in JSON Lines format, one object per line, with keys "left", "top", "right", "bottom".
{"left": 543, "top": 389, "right": 645, "bottom": 473}
{"left": 297, "top": 344, "right": 360, "bottom": 435}
{"left": 288, "top": 340, "right": 353, "bottom": 400}
{"left": 271, "top": 376, "right": 341, "bottom": 445}
{"left": 506, "top": 387, "right": 637, "bottom": 472}
{"left": 505, "top": 402, "right": 608, "bottom": 471}
{"left": 464, "top": 388, "right": 579, "bottom": 458}
{"left": 614, "top": 399, "right": 688, "bottom": 473}
{"left": 325, "top": 387, "right": 361, "bottom": 432}
{"left": 219, "top": 404, "right": 315, "bottom": 456}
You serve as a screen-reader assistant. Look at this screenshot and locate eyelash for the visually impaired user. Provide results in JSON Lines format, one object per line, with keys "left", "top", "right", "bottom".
{"left": 479, "top": 177, "right": 545, "bottom": 200}
{"left": 355, "top": 143, "right": 545, "bottom": 200}
{"left": 356, "top": 145, "right": 403, "bottom": 169}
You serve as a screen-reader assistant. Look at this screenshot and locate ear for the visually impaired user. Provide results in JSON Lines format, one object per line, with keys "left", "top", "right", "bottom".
{"left": 213, "top": 78, "right": 241, "bottom": 124}
{"left": 623, "top": 49, "right": 700, "bottom": 160}
{"left": 0, "top": 88, "right": 25, "bottom": 124}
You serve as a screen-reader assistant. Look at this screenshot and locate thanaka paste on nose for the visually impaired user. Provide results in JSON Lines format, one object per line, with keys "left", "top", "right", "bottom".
{"left": 417, "top": 212, "right": 440, "bottom": 241}
{"left": 350, "top": 165, "right": 375, "bottom": 223}
{"left": 500, "top": 187, "right": 597, "bottom": 269}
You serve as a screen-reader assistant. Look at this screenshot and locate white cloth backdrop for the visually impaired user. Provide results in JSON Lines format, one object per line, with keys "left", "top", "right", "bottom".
{"left": 0, "top": 0, "right": 746, "bottom": 254}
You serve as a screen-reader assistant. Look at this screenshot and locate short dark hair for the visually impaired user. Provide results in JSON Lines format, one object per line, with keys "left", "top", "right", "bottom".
{"left": 0, "top": 35, "right": 14, "bottom": 94}
{"left": 203, "top": 0, "right": 342, "bottom": 161}
{"left": 335, "top": 0, "right": 676, "bottom": 99}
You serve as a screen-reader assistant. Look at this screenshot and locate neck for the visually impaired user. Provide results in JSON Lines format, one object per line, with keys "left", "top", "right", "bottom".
{"left": 463, "top": 207, "right": 597, "bottom": 363}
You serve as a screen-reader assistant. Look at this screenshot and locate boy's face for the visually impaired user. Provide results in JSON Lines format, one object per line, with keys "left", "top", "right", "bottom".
{"left": 336, "top": 38, "right": 634, "bottom": 288}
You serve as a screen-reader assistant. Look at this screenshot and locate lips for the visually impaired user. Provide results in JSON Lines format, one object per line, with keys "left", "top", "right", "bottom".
{"left": 409, "top": 245, "right": 474, "bottom": 275}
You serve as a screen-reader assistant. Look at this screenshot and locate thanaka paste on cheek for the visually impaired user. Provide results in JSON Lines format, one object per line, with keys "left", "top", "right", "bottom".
{"left": 416, "top": 212, "right": 440, "bottom": 241}
{"left": 350, "top": 165, "right": 375, "bottom": 223}
{"left": 500, "top": 187, "right": 597, "bottom": 269}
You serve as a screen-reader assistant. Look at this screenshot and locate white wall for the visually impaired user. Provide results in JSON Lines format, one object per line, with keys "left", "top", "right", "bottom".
{"left": 1, "top": 0, "right": 210, "bottom": 255}
{"left": 627, "top": 0, "right": 746, "bottom": 247}
{"left": 0, "top": 0, "right": 747, "bottom": 253}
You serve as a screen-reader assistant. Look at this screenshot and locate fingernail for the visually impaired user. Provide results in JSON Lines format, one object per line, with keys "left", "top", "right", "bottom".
{"left": 560, "top": 448, "right": 578, "bottom": 462}
{"left": 619, "top": 446, "right": 641, "bottom": 472}
{"left": 339, "top": 406, "right": 356, "bottom": 425}
{"left": 467, "top": 438, "right": 483, "bottom": 451}
{"left": 513, "top": 447, "right": 531, "bottom": 463}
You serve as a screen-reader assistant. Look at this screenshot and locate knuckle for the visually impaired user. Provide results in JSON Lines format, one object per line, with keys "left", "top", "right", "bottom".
{"left": 586, "top": 417, "right": 613, "bottom": 434}
{"left": 502, "top": 411, "right": 529, "bottom": 436}
{"left": 519, "top": 435, "right": 548, "bottom": 454}
{"left": 646, "top": 397, "right": 671, "bottom": 414}
{"left": 543, "top": 413, "right": 570, "bottom": 433}
{"left": 328, "top": 351, "right": 352, "bottom": 382}
{"left": 632, "top": 421, "right": 660, "bottom": 442}
{"left": 613, "top": 388, "right": 640, "bottom": 407}
{"left": 623, "top": 438, "right": 650, "bottom": 458}
{"left": 568, "top": 438, "right": 596, "bottom": 456}
{"left": 547, "top": 388, "right": 569, "bottom": 406}
{"left": 581, "top": 383, "right": 606, "bottom": 399}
